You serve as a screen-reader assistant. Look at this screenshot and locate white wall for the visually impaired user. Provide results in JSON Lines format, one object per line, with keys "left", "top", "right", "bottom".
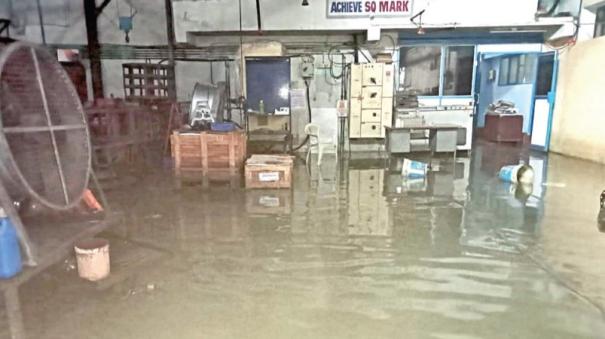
{"left": 4, "top": 0, "right": 168, "bottom": 45}
{"left": 99, "top": 59, "right": 231, "bottom": 102}
{"left": 3, "top": 0, "right": 571, "bottom": 104}
{"left": 173, "top": 0, "right": 543, "bottom": 42}
{"left": 550, "top": 36, "right": 605, "bottom": 164}
{"left": 2, "top": 0, "right": 228, "bottom": 102}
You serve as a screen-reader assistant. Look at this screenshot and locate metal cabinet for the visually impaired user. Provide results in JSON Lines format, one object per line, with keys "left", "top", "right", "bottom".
{"left": 360, "top": 122, "right": 382, "bottom": 138}
{"left": 361, "top": 86, "right": 383, "bottom": 108}
{"left": 349, "top": 63, "right": 394, "bottom": 139}
{"left": 361, "top": 64, "right": 384, "bottom": 86}
{"left": 362, "top": 109, "right": 381, "bottom": 122}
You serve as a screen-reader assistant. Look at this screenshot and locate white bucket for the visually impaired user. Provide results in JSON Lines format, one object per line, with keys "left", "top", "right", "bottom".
{"left": 74, "top": 238, "right": 110, "bottom": 281}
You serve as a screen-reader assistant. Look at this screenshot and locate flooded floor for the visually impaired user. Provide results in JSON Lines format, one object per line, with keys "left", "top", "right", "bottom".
{"left": 2, "top": 142, "right": 605, "bottom": 339}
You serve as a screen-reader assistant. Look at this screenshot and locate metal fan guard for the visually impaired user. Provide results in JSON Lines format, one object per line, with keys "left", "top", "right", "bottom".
{"left": 0, "top": 42, "right": 92, "bottom": 210}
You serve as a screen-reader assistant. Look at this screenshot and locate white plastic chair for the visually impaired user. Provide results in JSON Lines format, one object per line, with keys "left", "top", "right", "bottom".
{"left": 304, "top": 123, "right": 336, "bottom": 166}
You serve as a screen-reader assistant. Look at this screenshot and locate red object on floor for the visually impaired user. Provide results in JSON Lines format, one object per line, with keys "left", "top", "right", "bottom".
{"left": 82, "top": 189, "right": 103, "bottom": 212}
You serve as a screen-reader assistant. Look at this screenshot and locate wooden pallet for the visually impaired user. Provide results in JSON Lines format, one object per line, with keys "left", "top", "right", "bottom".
{"left": 171, "top": 130, "right": 247, "bottom": 177}
{"left": 244, "top": 154, "right": 294, "bottom": 189}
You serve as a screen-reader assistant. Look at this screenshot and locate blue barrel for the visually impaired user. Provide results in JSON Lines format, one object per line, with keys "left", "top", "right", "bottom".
{"left": 499, "top": 164, "right": 534, "bottom": 184}
{"left": 499, "top": 165, "right": 519, "bottom": 183}
{"left": 0, "top": 215, "right": 23, "bottom": 279}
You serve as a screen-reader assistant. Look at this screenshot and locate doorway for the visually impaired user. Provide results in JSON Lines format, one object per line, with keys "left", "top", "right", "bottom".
{"left": 530, "top": 53, "right": 557, "bottom": 151}
{"left": 474, "top": 51, "right": 558, "bottom": 150}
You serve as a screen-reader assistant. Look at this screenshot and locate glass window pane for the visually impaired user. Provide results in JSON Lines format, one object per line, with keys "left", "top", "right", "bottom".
{"left": 537, "top": 0, "right": 582, "bottom": 18}
{"left": 443, "top": 46, "right": 475, "bottom": 96}
{"left": 499, "top": 58, "right": 510, "bottom": 86}
{"left": 509, "top": 57, "right": 519, "bottom": 84}
{"left": 523, "top": 54, "right": 537, "bottom": 83}
{"left": 536, "top": 54, "right": 554, "bottom": 96}
{"left": 399, "top": 46, "right": 442, "bottom": 96}
{"left": 518, "top": 55, "right": 527, "bottom": 83}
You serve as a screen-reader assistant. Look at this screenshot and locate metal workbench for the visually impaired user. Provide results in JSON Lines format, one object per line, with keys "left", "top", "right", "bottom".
{"left": 385, "top": 124, "right": 465, "bottom": 157}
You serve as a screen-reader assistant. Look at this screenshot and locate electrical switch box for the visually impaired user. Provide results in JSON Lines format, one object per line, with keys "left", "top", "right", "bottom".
{"left": 349, "top": 63, "right": 394, "bottom": 139}
{"left": 300, "top": 60, "right": 315, "bottom": 79}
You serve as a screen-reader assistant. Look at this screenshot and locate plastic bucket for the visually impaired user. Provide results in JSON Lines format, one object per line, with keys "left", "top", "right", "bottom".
{"left": 74, "top": 238, "right": 110, "bottom": 281}
{"left": 0, "top": 210, "right": 22, "bottom": 279}
{"left": 499, "top": 164, "right": 534, "bottom": 185}
{"left": 402, "top": 158, "right": 428, "bottom": 178}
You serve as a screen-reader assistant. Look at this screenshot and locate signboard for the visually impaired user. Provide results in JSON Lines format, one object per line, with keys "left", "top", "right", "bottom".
{"left": 259, "top": 172, "right": 280, "bottom": 182}
{"left": 327, "top": 0, "right": 413, "bottom": 18}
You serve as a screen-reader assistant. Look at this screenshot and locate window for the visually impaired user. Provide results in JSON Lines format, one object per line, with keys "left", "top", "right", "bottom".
{"left": 595, "top": 6, "right": 605, "bottom": 38}
{"left": 536, "top": 54, "right": 555, "bottom": 96}
{"left": 509, "top": 57, "right": 519, "bottom": 84}
{"left": 443, "top": 46, "right": 475, "bottom": 96}
{"left": 399, "top": 46, "right": 441, "bottom": 96}
{"left": 399, "top": 45, "right": 475, "bottom": 96}
{"left": 498, "top": 54, "right": 536, "bottom": 86}
{"left": 537, "top": 0, "right": 582, "bottom": 18}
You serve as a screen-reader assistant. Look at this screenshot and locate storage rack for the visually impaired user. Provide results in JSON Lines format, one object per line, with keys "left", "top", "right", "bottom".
{"left": 122, "top": 63, "right": 175, "bottom": 101}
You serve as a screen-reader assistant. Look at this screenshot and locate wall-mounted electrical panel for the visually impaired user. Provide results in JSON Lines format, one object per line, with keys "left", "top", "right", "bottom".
{"left": 300, "top": 60, "right": 315, "bottom": 79}
{"left": 349, "top": 63, "right": 394, "bottom": 139}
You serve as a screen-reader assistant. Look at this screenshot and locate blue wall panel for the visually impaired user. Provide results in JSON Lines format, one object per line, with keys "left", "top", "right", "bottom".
{"left": 476, "top": 54, "right": 538, "bottom": 133}
{"left": 245, "top": 57, "right": 291, "bottom": 114}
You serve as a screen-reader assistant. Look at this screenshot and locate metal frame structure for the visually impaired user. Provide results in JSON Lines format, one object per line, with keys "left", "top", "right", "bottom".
{"left": 0, "top": 42, "right": 105, "bottom": 266}
{"left": 0, "top": 42, "right": 111, "bottom": 339}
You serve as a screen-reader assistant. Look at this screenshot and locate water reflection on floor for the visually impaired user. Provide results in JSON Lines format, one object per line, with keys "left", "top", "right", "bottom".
{"left": 3, "top": 143, "right": 605, "bottom": 339}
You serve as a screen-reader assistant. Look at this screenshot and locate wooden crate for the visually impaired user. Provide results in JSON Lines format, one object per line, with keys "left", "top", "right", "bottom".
{"left": 171, "top": 130, "right": 247, "bottom": 176}
{"left": 245, "top": 155, "right": 294, "bottom": 189}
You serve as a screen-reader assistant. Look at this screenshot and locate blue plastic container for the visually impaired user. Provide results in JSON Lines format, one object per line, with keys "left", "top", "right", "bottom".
{"left": 402, "top": 158, "right": 428, "bottom": 179}
{"left": 499, "top": 165, "right": 517, "bottom": 183}
{"left": 211, "top": 122, "right": 236, "bottom": 132}
{"left": 0, "top": 216, "right": 23, "bottom": 279}
{"left": 499, "top": 164, "right": 535, "bottom": 185}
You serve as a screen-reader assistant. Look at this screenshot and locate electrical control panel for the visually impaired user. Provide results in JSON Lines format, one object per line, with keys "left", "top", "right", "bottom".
{"left": 349, "top": 63, "right": 394, "bottom": 139}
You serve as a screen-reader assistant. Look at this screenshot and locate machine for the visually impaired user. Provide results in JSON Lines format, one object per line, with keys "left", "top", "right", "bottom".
{"left": 189, "top": 82, "right": 227, "bottom": 130}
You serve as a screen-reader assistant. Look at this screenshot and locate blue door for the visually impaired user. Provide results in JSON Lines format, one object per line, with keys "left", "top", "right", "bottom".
{"left": 530, "top": 52, "right": 558, "bottom": 151}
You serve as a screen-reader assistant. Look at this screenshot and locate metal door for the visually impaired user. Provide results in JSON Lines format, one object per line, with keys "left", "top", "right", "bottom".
{"left": 530, "top": 52, "right": 558, "bottom": 151}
